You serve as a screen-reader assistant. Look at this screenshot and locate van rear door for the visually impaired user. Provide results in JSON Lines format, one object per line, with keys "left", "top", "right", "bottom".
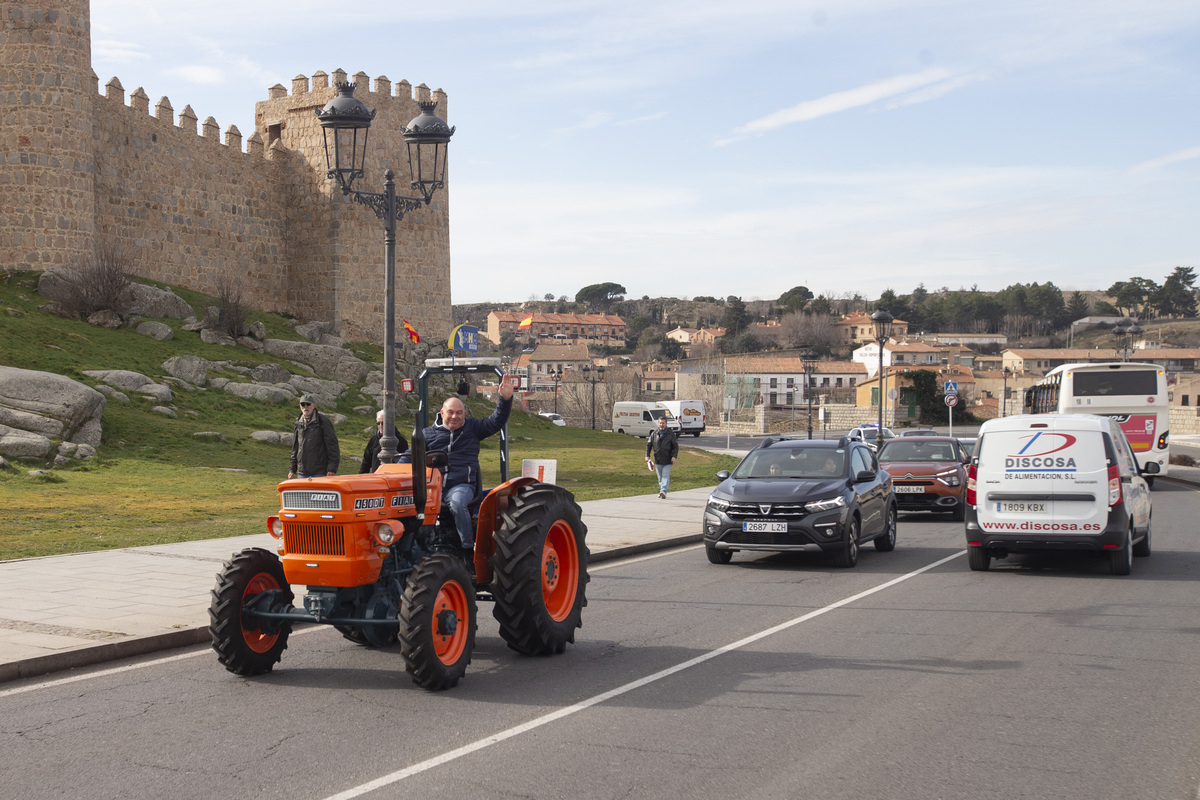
{"left": 975, "top": 421, "right": 1108, "bottom": 535}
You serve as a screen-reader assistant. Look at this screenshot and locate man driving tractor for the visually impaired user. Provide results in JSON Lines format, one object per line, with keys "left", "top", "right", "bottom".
{"left": 402, "top": 374, "right": 517, "bottom": 553}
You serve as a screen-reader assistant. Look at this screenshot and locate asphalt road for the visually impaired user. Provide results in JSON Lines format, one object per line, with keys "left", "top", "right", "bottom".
{"left": 3, "top": 483, "right": 1199, "bottom": 800}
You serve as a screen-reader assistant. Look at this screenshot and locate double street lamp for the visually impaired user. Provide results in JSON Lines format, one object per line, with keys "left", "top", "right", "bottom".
{"left": 550, "top": 367, "right": 564, "bottom": 414}
{"left": 316, "top": 82, "right": 454, "bottom": 464}
{"left": 871, "top": 310, "right": 894, "bottom": 434}
{"left": 1001, "top": 366, "right": 1011, "bottom": 417}
{"left": 581, "top": 364, "right": 606, "bottom": 430}
{"left": 801, "top": 349, "right": 817, "bottom": 440}
{"left": 1114, "top": 321, "right": 1143, "bottom": 361}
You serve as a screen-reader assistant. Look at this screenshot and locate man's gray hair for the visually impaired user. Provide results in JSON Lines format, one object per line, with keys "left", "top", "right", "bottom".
{"left": 376, "top": 409, "right": 386, "bottom": 423}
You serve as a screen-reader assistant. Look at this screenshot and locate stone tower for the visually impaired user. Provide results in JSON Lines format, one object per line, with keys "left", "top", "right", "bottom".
{"left": 0, "top": 0, "right": 96, "bottom": 269}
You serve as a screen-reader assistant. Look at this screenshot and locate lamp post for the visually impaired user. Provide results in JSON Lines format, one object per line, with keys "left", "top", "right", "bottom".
{"left": 802, "top": 349, "right": 817, "bottom": 439}
{"left": 1114, "top": 321, "right": 1142, "bottom": 361}
{"left": 581, "top": 363, "right": 606, "bottom": 430}
{"left": 551, "top": 367, "right": 563, "bottom": 414}
{"left": 1001, "top": 366, "right": 1010, "bottom": 417}
{"left": 871, "top": 310, "right": 894, "bottom": 435}
{"left": 317, "top": 82, "right": 454, "bottom": 465}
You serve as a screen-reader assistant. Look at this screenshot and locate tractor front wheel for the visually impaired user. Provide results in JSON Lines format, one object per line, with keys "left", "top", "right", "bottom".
{"left": 209, "top": 548, "right": 293, "bottom": 676}
{"left": 491, "top": 484, "right": 590, "bottom": 655}
{"left": 399, "top": 554, "right": 478, "bottom": 690}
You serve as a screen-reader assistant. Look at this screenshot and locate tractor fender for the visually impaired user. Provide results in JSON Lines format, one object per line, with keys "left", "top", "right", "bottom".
{"left": 473, "top": 476, "right": 538, "bottom": 582}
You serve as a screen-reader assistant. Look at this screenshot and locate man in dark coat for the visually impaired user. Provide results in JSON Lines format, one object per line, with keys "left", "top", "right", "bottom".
{"left": 645, "top": 416, "right": 679, "bottom": 498}
{"left": 288, "top": 394, "right": 340, "bottom": 479}
{"left": 403, "top": 375, "right": 516, "bottom": 549}
{"left": 360, "top": 409, "right": 408, "bottom": 474}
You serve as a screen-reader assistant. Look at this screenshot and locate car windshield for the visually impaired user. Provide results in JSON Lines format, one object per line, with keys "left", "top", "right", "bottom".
{"left": 733, "top": 448, "right": 846, "bottom": 479}
{"left": 878, "top": 440, "right": 958, "bottom": 462}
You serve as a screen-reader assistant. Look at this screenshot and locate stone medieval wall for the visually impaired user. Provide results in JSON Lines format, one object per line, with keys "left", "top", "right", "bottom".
{"left": 0, "top": 1, "right": 453, "bottom": 345}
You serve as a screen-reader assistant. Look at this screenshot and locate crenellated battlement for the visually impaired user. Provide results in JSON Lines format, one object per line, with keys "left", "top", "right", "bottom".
{"left": 0, "top": 0, "right": 453, "bottom": 346}
{"left": 266, "top": 68, "right": 447, "bottom": 109}
{"left": 92, "top": 70, "right": 269, "bottom": 158}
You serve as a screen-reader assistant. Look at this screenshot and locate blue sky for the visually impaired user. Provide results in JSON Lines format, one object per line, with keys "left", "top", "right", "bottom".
{"left": 90, "top": 1, "right": 1200, "bottom": 305}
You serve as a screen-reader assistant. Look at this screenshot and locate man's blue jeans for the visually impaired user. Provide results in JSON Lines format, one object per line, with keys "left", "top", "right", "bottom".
{"left": 654, "top": 463, "right": 672, "bottom": 495}
{"left": 443, "top": 483, "right": 476, "bottom": 548}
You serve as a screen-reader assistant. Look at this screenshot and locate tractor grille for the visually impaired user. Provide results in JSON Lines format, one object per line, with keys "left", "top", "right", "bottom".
{"left": 282, "top": 490, "right": 342, "bottom": 511}
{"left": 725, "top": 502, "right": 808, "bottom": 521}
{"left": 283, "top": 524, "right": 346, "bottom": 556}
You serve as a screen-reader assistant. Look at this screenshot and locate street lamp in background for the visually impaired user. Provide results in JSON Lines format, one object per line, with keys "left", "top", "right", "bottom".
{"left": 581, "top": 363, "right": 606, "bottom": 430}
{"left": 550, "top": 367, "right": 563, "bottom": 414}
{"left": 1114, "top": 321, "right": 1142, "bottom": 361}
{"left": 1001, "top": 367, "right": 1011, "bottom": 417}
{"left": 802, "top": 349, "right": 817, "bottom": 440}
{"left": 317, "top": 82, "right": 454, "bottom": 464}
{"left": 870, "top": 310, "right": 894, "bottom": 435}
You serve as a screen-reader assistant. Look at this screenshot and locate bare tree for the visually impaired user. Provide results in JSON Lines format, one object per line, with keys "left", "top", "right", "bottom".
{"left": 57, "top": 241, "right": 131, "bottom": 318}
{"left": 778, "top": 311, "right": 840, "bottom": 350}
{"left": 214, "top": 273, "right": 248, "bottom": 339}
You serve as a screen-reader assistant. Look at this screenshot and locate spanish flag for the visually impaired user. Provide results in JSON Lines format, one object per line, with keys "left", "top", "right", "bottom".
{"left": 402, "top": 320, "right": 420, "bottom": 344}
{"left": 518, "top": 315, "right": 534, "bottom": 329}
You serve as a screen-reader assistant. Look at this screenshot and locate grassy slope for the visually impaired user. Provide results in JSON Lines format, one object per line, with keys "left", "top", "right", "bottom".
{"left": 0, "top": 271, "right": 739, "bottom": 560}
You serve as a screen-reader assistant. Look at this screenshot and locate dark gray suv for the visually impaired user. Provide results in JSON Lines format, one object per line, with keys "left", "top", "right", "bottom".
{"left": 703, "top": 438, "right": 898, "bottom": 567}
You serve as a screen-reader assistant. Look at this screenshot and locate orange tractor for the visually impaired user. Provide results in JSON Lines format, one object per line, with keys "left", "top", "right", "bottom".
{"left": 209, "top": 359, "right": 589, "bottom": 689}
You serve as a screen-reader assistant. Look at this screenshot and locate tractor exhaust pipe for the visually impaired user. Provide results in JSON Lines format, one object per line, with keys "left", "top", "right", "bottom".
{"left": 410, "top": 425, "right": 427, "bottom": 526}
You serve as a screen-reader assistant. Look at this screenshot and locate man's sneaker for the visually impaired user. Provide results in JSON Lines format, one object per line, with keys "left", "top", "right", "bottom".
{"left": 658, "top": 491, "right": 665, "bottom": 499}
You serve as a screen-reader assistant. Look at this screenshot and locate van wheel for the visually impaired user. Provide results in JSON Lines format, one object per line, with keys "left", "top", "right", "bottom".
{"left": 1145, "top": 476, "right": 1155, "bottom": 489}
{"left": 951, "top": 501, "right": 965, "bottom": 522}
{"left": 693, "top": 431, "right": 701, "bottom": 438}
{"left": 833, "top": 516, "right": 859, "bottom": 568}
{"left": 617, "top": 428, "right": 624, "bottom": 435}
{"left": 967, "top": 545, "right": 991, "bottom": 571}
{"left": 1110, "top": 527, "right": 1133, "bottom": 576}
{"left": 1133, "top": 515, "right": 1152, "bottom": 557}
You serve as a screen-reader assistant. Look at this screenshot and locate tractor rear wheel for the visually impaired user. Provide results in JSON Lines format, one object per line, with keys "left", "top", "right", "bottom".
{"left": 209, "top": 548, "right": 293, "bottom": 675}
{"left": 491, "top": 484, "right": 590, "bottom": 655}
{"left": 399, "top": 554, "right": 477, "bottom": 690}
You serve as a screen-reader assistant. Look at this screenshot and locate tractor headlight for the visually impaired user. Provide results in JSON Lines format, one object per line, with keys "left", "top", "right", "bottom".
{"left": 267, "top": 516, "right": 283, "bottom": 539}
{"left": 372, "top": 521, "right": 400, "bottom": 546}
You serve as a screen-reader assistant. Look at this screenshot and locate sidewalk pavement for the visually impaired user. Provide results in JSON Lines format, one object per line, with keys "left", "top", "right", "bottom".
{"left": 0, "top": 486, "right": 719, "bottom": 684}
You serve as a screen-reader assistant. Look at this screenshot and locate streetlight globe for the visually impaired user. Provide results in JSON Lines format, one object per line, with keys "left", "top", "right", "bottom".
{"left": 316, "top": 82, "right": 376, "bottom": 194}
{"left": 403, "top": 99, "right": 455, "bottom": 204}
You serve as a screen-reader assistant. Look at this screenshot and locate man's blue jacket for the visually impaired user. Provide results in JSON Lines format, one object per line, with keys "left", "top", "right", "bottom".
{"left": 402, "top": 394, "right": 512, "bottom": 495}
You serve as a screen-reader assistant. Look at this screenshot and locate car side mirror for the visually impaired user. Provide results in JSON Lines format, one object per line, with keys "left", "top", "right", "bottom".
{"left": 854, "top": 470, "right": 876, "bottom": 483}
{"left": 1140, "top": 462, "right": 1160, "bottom": 475}
{"left": 426, "top": 450, "right": 449, "bottom": 469}
{"left": 716, "top": 470, "right": 731, "bottom": 481}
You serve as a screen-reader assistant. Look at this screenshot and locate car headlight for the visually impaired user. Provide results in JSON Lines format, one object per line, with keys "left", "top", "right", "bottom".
{"left": 707, "top": 495, "right": 730, "bottom": 512}
{"left": 805, "top": 495, "right": 846, "bottom": 512}
{"left": 935, "top": 469, "right": 961, "bottom": 486}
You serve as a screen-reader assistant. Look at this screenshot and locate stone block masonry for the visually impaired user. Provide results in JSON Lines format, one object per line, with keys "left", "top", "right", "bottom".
{"left": 0, "top": 2, "right": 452, "bottom": 345}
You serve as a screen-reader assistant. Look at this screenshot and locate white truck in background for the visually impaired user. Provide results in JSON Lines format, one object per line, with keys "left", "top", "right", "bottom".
{"left": 611, "top": 401, "right": 682, "bottom": 438}
{"left": 660, "top": 400, "right": 706, "bottom": 437}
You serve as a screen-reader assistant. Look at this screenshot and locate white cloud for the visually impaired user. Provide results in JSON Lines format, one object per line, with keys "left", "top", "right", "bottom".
{"left": 1129, "top": 146, "right": 1200, "bottom": 173}
{"left": 164, "top": 65, "right": 225, "bottom": 85}
{"left": 719, "top": 68, "right": 956, "bottom": 145}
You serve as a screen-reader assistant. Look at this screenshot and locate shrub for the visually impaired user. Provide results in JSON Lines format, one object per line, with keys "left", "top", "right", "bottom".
{"left": 57, "top": 242, "right": 131, "bottom": 318}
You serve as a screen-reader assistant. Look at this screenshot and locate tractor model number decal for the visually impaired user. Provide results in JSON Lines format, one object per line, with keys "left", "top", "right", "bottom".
{"left": 391, "top": 495, "right": 415, "bottom": 507}
{"left": 354, "top": 497, "right": 385, "bottom": 510}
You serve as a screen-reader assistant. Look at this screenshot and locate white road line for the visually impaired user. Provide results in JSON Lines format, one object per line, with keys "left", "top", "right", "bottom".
{"left": 0, "top": 625, "right": 327, "bottom": 700}
{"left": 321, "top": 550, "right": 967, "bottom": 800}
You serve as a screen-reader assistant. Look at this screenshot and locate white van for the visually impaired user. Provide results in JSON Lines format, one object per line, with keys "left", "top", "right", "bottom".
{"left": 660, "top": 400, "right": 706, "bottom": 437}
{"left": 611, "top": 401, "right": 682, "bottom": 438}
{"left": 965, "top": 414, "right": 1156, "bottom": 575}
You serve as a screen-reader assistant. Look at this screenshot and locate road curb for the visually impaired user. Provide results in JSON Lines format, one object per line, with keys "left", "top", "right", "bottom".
{"left": 0, "top": 534, "right": 701, "bottom": 686}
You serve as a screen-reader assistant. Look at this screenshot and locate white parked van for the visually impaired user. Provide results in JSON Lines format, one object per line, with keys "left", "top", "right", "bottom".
{"left": 965, "top": 414, "right": 1156, "bottom": 575}
{"left": 611, "top": 401, "right": 682, "bottom": 438}
{"left": 660, "top": 400, "right": 706, "bottom": 437}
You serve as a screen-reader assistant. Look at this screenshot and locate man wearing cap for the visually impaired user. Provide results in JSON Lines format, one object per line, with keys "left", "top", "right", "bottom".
{"left": 289, "top": 394, "right": 340, "bottom": 479}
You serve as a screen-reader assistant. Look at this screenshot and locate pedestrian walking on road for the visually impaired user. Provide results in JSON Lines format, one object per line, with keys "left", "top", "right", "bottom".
{"left": 645, "top": 416, "right": 678, "bottom": 498}
{"left": 289, "top": 394, "right": 340, "bottom": 479}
